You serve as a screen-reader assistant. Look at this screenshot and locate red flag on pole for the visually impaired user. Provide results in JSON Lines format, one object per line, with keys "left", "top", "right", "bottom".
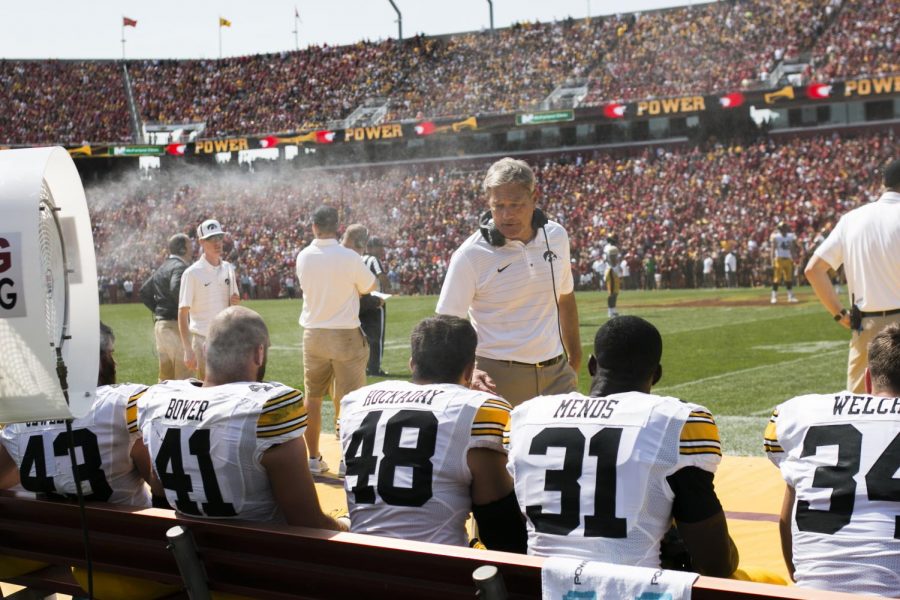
{"left": 123, "top": 17, "right": 137, "bottom": 27}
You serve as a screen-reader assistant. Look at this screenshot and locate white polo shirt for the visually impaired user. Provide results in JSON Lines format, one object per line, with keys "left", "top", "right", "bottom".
{"left": 436, "top": 220, "right": 573, "bottom": 363}
{"left": 815, "top": 191, "right": 900, "bottom": 312}
{"left": 296, "top": 238, "right": 376, "bottom": 329}
{"left": 179, "top": 255, "right": 238, "bottom": 337}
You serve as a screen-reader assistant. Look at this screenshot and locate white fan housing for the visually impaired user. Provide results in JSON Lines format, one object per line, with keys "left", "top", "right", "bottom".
{"left": 0, "top": 147, "right": 99, "bottom": 421}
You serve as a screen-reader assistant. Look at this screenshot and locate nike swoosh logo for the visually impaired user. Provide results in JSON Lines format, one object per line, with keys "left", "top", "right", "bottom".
{"left": 497, "top": 263, "right": 512, "bottom": 273}
{"left": 203, "top": 282, "right": 211, "bottom": 287}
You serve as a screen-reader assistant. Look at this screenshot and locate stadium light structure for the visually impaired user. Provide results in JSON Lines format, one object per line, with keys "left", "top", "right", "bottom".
{"left": 388, "top": 0, "right": 402, "bottom": 42}
{"left": 487, "top": 0, "right": 494, "bottom": 31}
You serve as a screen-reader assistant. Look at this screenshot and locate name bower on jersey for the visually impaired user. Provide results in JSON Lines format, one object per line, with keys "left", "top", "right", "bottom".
{"left": 0, "top": 383, "right": 150, "bottom": 506}
{"left": 340, "top": 380, "right": 510, "bottom": 546}
{"left": 765, "top": 393, "right": 900, "bottom": 595}
{"left": 509, "top": 391, "right": 721, "bottom": 566}
{"left": 132, "top": 380, "right": 306, "bottom": 522}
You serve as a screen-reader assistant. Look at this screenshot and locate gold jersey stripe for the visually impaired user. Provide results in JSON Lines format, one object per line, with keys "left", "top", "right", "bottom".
{"left": 125, "top": 400, "right": 140, "bottom": 434}
{"left": 680, "top": 422, "right": 720, "bottom": 443}
{"left": 472, "top": 428, "right": 505, "bottom": 437}
{"left": 257, "top": 400, "right": 307, "bottom": 430}
{"left": 763, "top": 421, "right": 778, "bottom": 444}
{"left": 764, "top": 444, "right": 784, "bottom": 453}
{"left": 680, "top": 445, "right": 722, "bottom": 456}
{"left": 262, "top": 389, "right": 302, "bottom": 409}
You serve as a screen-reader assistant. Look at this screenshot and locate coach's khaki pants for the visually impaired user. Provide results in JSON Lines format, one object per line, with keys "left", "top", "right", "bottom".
{"left": 847, "top": 314, "right": 900, "bottom": 393}
{"left": 191, "top": 333, "right": 208, "bottom": 381}
{"left": 154, "top": 320, "right": 191, "bottom": 381}
{"left": 303, "top": 327, "right": 369, "bottom": 410}
{"left": 476, "top": 355, "right": 578, "bottom": 407}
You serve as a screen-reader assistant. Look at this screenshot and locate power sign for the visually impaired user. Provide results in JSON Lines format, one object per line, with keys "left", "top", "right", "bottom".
{"left": 0, "top": 233, "right": 26, "bottom": 316}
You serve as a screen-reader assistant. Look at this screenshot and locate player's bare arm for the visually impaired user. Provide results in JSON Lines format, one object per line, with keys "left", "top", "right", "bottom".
{"left": 676, "top": 509, "right": 739, "bottom": 577}
{"left": 467, "top": 447, "right": 526, "bottom": 553}
{"left": 0, "top": 445, "right": 20, "bottom": 489}
{"left": 778, "top": 485, "right": 796, "bottom": 581}
{"left": 261, "top": 437, "right": 347, "bottom": 531}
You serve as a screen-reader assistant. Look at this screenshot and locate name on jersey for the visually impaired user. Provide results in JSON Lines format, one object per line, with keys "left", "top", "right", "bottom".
{"left": 362, "top": 389, "right": 444, "bottom": 407}
{"left": 553, "top": 397, "right": 618, "bottom": 420}
{"left": 833, "top": 394, "right": 900, "bottom": 416}
{"left": 164, "top": 398, "right": 210, "bottom": 421}
{"left": 24, "top": 419, "right": 67, "bottom": 427}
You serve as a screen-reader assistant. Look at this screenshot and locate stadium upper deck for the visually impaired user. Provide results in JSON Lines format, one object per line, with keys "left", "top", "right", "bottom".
{"left": 0, "top": 0, "right": 896, "bottom": 145}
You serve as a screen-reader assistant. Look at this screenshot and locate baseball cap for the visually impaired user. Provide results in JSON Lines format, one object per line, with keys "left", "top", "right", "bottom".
{"left": 197, "top": 219, "right": 226, "bottom": 240}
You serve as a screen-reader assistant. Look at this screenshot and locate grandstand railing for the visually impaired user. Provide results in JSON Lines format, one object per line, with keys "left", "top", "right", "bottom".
{"left": 0, "top": 491, "right": 869, "bottom": 600}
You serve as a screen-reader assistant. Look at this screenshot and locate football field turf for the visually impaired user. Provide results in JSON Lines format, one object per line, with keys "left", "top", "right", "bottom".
{"left": 102, "top": 287, "right": 847, "bottom": 456}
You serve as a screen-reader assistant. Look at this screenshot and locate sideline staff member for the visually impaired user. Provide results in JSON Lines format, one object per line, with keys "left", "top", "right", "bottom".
{"left": 296, "top": 207, "right": 376, "bottom": 474}
{"left": 140, "top": 233, "right": 192, "bottom": 381}
{"left": 437, "top": 157, "right": 580, "bottom": 405}
{"left": 805, "top": 158, "right": 900, "bottom": 392}
{"left": 179, "top": 219, "right": 240, "bottom": 379}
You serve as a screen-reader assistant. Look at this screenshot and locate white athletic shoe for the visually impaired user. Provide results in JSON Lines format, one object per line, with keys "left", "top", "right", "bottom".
{"left": 338, "top": 460, "right": 346, "bottom": 478}
{"left": 309, "top": 456, "right": 329, "bottom": 474}
{"left": 788, "top": 295, "right": 799, "bottom": 303}
{"left": 770, "top": 292, "right": 777, "bottom": 304}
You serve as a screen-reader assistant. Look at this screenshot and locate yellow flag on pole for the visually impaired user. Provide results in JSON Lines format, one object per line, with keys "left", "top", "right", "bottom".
{"left": 219, "top": 17, "right": 232, "bottom": 27}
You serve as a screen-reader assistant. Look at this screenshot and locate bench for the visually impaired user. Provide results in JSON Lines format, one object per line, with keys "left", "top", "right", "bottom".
{"left": 0, "top": 491, "right": 865, "bottom": 600}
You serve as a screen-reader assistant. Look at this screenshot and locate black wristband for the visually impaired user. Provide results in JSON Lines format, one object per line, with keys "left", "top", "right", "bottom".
{"left": 834, "top": 308, "right": 847, "bottom": 321}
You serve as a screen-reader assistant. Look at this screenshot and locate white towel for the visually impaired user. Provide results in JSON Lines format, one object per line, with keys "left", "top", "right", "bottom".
{"left": 541, "top": 557, "right": 698, "bottom": 600}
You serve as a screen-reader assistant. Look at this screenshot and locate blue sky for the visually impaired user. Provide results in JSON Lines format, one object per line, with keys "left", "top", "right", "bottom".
{"left": 0, "top": 0, "right": 696, "bottom": 59}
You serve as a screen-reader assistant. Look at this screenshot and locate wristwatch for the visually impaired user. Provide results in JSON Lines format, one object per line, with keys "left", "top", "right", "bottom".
{"left": 834, "top": 308, "right": 848, "bottom": 321}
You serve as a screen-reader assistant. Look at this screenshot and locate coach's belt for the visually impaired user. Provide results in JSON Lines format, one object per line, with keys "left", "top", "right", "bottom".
{"left": 860, "top": 308, "right": 900, "bottom": 318}
{"left": 505, "top": 354, "right": 565, "bottom": 368}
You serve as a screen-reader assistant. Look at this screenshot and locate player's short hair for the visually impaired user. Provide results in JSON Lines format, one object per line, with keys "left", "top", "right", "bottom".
{"left": 205, "top": 306, "right": 269, "bottom": 378}
{"left": 884, "top": 158, "right": 900, "bottom": 189}
{"left": 99, "top": 321, "right": 115, "bottom": 354}
{"left": 342, "top": 224, "right": 368, "bottom": 251}
{"left": 410, "top": 315, "right": 477, "bottom": 383}
{"left": 593, "top": 316, "right": 662, "bottom": 383}
{"left": 483, "top": 157, "right": 535, "bottom": 195}
{"left": 168, "top": 233, "right": 190, "bottom": 256}
{"left": 312, "top": 206, "right": 339, "bottom": 234}
{"left": 867, "top": 322, "right": 900, "bottom": 393}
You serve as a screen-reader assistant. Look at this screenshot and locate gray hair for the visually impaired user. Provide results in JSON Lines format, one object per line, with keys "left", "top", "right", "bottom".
{"left": 342, "top": 223, "right": 368, "bottom": 251}
{"left": 205, "top": 306, "right": 269, "bottom": 377}
{"left": 482, "top": 157, "right": 536, "bottom": 195}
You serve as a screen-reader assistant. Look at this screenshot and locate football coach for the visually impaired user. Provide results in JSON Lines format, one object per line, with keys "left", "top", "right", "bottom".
{"left": 436, "top": 157, "right": 581, "bottom": 406}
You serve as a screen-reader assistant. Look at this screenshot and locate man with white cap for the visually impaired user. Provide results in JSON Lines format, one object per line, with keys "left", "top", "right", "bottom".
{"left": 179, "top": 218, "right": 240, "bottom": 379}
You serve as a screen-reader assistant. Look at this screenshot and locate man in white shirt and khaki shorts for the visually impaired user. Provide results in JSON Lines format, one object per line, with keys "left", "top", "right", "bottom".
{"left": 296, "top": 207, "right": 376, "bottom": 473}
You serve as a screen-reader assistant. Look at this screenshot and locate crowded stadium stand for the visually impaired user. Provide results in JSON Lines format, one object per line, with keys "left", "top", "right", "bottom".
{"left": 0, "top": 0, "right": 897, "bottom": 143}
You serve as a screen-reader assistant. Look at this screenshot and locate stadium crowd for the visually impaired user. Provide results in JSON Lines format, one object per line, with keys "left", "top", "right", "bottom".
{"left": 89, "top": 129, "right": 893, "bottom": 302}
{"left": 1, "top": 0, "right": 897, "bottom": 145}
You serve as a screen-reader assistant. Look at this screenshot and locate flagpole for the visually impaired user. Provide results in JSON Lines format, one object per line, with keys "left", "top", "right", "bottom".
{"left": 219, "top": 17, "right": 222, "bottom": 58}
{"left": 293, "top": 10, "right": 299, "bottom": 51}
{"left": 121, "top": 17, "right": 126, "bottom": 60}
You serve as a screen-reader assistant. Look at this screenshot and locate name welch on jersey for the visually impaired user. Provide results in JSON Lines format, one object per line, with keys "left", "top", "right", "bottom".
{"left": 833, "top": 394, "right": 900, "bottom": 416}
{"left": 362, "top": 389, "right": 445, "bottom": 407}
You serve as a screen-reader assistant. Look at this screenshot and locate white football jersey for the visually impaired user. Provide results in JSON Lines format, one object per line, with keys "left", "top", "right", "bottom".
{"left": 771, "top": 232, "right": 796, "bottom": 259}
{"left": 340, "top": 380, "right": 511, "bottom": 546}
{"left": 508, "top": 391, "right": 721, "bottom": 565}
{"left": 133, "top": 379, "right": 306, "bottom": 522}
{"left": 765, "top": 392, "right": 900, "bottom": 595}
{"left": 0, "top": 383, "right": 150, "bottom": 507}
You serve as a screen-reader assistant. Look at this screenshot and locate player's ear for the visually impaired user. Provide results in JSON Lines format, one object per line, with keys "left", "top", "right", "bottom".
{"left": 588, "top": 354, "right": 598, "bottom": 377}
{"left": 462, "top": 361, "right": 476, "bottom": 387}
{"left": 651, "top": 364, "right": 662, "bottom": 386}
{"left": 864, "top": 368, "right": 873, "bottom": 394}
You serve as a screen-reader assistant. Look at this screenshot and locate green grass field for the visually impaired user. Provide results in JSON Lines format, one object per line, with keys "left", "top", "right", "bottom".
{"left": 102, "top": 287, "right": 847, "bottom": 456}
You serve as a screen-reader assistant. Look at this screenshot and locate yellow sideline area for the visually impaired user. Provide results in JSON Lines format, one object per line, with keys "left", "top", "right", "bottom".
{"left": 312, "top": 436, "right": 791, "bottom": 582}
{"left": 0, "top": 441, "right": 789, "bottom": 598}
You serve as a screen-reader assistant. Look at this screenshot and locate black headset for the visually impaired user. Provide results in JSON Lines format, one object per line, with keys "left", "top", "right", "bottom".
{"left": 478, "top": 207, "right": 548, "bottom": 247}
{"left": 476, "top": 206, "right": 568, "bottom": 363}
